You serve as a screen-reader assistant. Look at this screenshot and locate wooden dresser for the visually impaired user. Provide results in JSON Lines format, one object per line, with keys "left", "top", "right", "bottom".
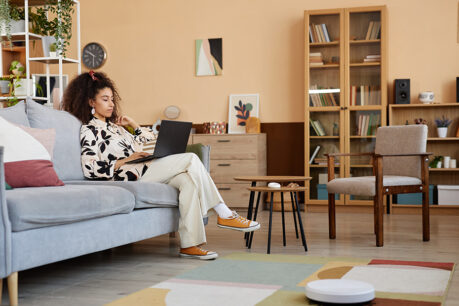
{"left": 190, "top": 133, "right": 267, "bottom": 208}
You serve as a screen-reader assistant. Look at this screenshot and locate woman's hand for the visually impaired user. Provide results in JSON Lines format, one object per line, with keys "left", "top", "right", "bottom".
{"left": 116, "top": 115, "right": 140, "bottom": 130}
{"left": 114, "top": 152, "right": 151, "bottom": 169}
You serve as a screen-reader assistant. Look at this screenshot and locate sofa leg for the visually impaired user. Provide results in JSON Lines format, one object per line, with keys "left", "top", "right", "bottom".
{"left": 169, "top": 232, "right": 176, "bottom": 238}
{"left": 7, "top": 272, "right": 18, "bottom": 306}
{"left": 0, "top": 278, "right": 3, "bottom": 304}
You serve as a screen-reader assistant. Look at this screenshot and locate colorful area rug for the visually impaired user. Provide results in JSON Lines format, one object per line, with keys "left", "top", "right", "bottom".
{"left": 107, "top": 253, "right": 455, "bottom": 306}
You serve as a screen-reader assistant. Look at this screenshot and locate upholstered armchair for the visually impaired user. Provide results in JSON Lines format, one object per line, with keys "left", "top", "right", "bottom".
{"left": 326, "top": 125, "right": 431, "bottom": 247}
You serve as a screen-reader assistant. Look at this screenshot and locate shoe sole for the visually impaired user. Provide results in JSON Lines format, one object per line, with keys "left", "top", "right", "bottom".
{"left": 217, "top": 223, "right": 261, "bottom": 232}
{"left": 179, "top": 253, "right": 218, "bottom": 260}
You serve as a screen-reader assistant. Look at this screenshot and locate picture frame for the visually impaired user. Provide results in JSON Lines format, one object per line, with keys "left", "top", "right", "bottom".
{"left": 228, "top": 94, "right": 259, "bottom": 134}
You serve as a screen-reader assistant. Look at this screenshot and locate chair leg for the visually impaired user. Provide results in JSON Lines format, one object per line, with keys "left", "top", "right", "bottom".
{"left": 328, "top": 193, "right": 336, "bottom": 239}
{"left": 281, "top": 192, "right": 286, "bottom": 247}
{"left": 375, "top": 194, "right": 384, "bottom": 247}
{"left": 0, "top": 278, "right": 3, "bottom": 304}
{"left": 267, "top": 192, "right": 274, "bottom": 254}
{"left": 422, "top": 189, "right": 430, "bottom": 241}
{"left": 374, "top": 196, "right": 378, "bottom": 235}
{"left": 7, "top": 272, "right": 18, "bottom": 306}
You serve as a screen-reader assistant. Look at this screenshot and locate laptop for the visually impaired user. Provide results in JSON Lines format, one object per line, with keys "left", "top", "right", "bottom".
{"left": 125, "top": 120, "right": 192, "bottom": 164}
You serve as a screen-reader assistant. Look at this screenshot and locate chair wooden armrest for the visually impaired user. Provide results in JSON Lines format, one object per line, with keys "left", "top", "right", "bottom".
{"left": 325, "top": 152, "right": 374, "bottom": 180}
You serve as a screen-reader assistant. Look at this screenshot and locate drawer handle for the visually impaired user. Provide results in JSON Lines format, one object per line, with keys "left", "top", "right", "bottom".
{"left": 218, "top": 187, "right": 231, "bottom": 191}
{"left": 217, "top": 140, "right": 231, "bottom": 143}
{"left": 218, "top": 163, "right": 231, "bottom": 167}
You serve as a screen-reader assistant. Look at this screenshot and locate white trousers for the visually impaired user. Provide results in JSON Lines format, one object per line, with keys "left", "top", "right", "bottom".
{"left": 140, "top": 153, "right": 223, "bottom": 248}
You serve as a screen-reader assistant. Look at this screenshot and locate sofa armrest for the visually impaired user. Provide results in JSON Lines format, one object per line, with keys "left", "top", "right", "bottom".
{"left": 201, "top": 145, "right": 211, "bottom": 173}
{"left": 0, "top": 146, "right": 12, "bottom": 278}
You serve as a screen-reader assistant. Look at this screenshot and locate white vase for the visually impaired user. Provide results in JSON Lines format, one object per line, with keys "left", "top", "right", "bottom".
{"left": 437, "top": 127, "right": 448, "bottom": 138}
{"left": 49, "top": 51, "right": 57, "bottom": 58}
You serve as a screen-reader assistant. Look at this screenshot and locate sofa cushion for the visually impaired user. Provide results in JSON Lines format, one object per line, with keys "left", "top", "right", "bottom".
{"left": 0, "top": 117, "right": 64, "bottom": 188}
{"left": 327, "top": 175, "right": 422, "bottom": 197}
{"left": 5, "top": 185, "right": 135, "bottom": 232}
{"left": 26, "top": 99, "right": 85, "bottom": 181}
{"left": 0, "top": 101, "right": 29, "bottom": 126}
{"left": 65, "top": 180, "right": 179, "bottom": 209}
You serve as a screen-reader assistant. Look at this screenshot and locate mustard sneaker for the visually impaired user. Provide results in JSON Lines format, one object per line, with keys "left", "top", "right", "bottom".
{"left": 179, "top": 246, "right": 218, "bottom": 260}
{"left": 217, "top": 211, "right": 260, "bottom": 232}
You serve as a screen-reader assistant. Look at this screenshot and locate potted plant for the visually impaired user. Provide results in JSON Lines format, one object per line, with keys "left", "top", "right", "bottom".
{"left": 5, "top": 60, "right": 24, "bottom": 107}
{"left": 435, "top": 116, "right": 452, "bottom": 138}
{"left": 48, "top": 42, "right": 57, "bottom": 57}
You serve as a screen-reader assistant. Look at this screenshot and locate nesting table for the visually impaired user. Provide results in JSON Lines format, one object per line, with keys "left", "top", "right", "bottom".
{"left": 234, "top": 176, "right": 311, "bottom": 254}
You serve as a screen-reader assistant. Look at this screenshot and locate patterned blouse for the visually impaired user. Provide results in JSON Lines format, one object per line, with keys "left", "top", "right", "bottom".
{"left": 80, "top": 117, "right": 157, "bottom": 181}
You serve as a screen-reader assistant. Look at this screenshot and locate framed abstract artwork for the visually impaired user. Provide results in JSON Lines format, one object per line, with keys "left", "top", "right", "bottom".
{"left": 228, "top": 94, "right": 259, "bottom": 134}
{"left": 195, "top": 38, "right": 223, "bottom": 76}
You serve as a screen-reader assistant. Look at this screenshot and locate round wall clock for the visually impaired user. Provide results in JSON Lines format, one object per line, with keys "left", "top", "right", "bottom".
{"left": 82, "top": 42, "right": 107, "bottom": 69}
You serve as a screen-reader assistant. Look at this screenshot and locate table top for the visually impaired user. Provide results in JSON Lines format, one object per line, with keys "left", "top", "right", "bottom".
{"left": 248, "top": 186, "right": 308, "bottom": 192}
{"left": 234, "top": 176, "right": 311, "bottom": 182}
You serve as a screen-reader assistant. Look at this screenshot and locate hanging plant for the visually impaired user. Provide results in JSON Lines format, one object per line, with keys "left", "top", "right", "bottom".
{"left": 0, "top": 0, "right": 12, "bottom": 44}
{"left": 35, "top": 0, "right": 74, "bottom": 57}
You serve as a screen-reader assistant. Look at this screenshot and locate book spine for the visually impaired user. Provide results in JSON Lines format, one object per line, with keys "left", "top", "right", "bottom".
{"left": 365, "top": 21, "right": 374, "bottom": 40}
{"left": 322, "top": 24, "right": 330, "bottom": 42}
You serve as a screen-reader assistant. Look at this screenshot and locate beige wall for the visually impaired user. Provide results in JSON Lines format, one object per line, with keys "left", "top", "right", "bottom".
{"left": 63, "top": 0, "right": 458, "bottom": 124}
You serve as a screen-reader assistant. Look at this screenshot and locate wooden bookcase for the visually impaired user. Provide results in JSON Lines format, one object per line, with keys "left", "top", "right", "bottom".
{"left": 304, "top": 6, "right": 387, "bottom": 210}
{"left": 389, "top": 103, "right": 459, "bottom": 214}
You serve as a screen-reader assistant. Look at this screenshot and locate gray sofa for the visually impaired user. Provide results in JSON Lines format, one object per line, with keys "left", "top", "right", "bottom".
{"left": 0, "top": 100, "right": 209, "bottom": 304}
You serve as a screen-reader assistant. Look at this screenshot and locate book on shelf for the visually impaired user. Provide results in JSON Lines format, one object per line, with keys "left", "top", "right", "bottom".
{"left": 309, "top": 52, "right": 324, "bottom": 66}
{"left": 309, "top": 85, "right": 338, "bottom": 107}
{"left": 350, "top": 85, "right": 380, "bottom": 106}
{"left": 365, "top": 21, "right": 381, "bottom": 40}
{"left": 309, "top": 118, "right": 326, "bottom": 136}
{"left": 314, "top": 157, "right": 340, "bottom": 166}
{"left": 363, "top": 54, "right": 380, "bottom": 63}
{"left": 309, "top": 23, "right": 332, "bottom": 43}
{"left": 309, "top": 145, "right": 321, "bottom": 164}
{"left": 357, "top": 113, "right": 380, "bottom": 136}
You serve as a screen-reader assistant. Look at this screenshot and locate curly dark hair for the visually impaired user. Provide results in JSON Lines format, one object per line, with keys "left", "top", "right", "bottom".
{"left": 62, "top": 71, "right": 121, "bottom": 124}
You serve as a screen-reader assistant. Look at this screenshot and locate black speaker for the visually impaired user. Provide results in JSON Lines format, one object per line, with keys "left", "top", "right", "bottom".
{"left": 456, "top": 77, "right": 458, "bottom": 102}
{"left": 394, "top": 79, "right": 410, "bottom": 104}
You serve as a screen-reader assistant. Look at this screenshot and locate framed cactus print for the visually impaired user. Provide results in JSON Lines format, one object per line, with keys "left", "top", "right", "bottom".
{"left": 228, "top": 94, "right": 259, "bottom": 134}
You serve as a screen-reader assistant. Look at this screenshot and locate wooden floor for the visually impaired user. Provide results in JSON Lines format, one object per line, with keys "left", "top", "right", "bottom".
{"left": 1, "top": 211, "right": 459, "bottom": 305}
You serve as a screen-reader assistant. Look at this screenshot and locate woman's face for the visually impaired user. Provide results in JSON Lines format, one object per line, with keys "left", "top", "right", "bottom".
{"left": 89, "top": 87, "right": 114, "bottom": 120}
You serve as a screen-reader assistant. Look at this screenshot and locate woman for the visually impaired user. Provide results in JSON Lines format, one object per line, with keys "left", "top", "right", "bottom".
{"left": 62, "top": 71, "right": 260, "bottom": 260}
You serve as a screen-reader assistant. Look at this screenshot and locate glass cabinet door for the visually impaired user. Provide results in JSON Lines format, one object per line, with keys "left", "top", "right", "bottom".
{"left": 306, "top": 11, "right": 345, "bottom": 204}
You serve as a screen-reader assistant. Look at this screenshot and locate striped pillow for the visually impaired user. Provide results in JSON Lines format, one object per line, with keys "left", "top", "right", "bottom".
{"left": 0, "top": 117, "right": 64, "bottom": 188}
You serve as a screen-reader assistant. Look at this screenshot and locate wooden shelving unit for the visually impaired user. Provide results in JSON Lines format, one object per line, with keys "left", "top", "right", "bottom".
{"left": 304, "top": 6, "right": 387, "bottom": 210}
{"left": 0, "top": 1, "right": 81, "bottom": 108}
{"left": 389, "top": 103, "right": 459, "bottom": 212}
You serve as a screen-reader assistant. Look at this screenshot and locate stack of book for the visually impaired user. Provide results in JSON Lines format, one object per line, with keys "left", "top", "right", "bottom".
{"left": 309, "top": 118, "right": 326, "bottom": 136}
{"left": 365, "top": 21, "right": 381, "bottom": 40}
{"left": 357, "top": 113, "right": 380, "bottom": 136}
{"left": 309, "top": 85, "right": 338, "bottom": 107}
{"left": 309, "top": 23, "right": 332, "bottom": 43}
{"left": 349, "top": 85, "right": 381, "bottom": 106}
{"left": 363, "top": 54, "right": 380, "bottom": 63}
{"left": 309, "top": 52, "right": 324, "bottom": 66}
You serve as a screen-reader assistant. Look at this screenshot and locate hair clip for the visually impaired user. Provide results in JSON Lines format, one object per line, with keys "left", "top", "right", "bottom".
{"left": 89, "top": 70, "right": 98, "bottom": 81}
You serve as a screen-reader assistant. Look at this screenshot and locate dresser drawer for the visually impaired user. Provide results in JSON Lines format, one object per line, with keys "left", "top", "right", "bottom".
{"left": 210, "top": 159, "right": 262, "bottom": 183}
{"left": 192, "top": 135, "right": 260, "bottom": 160}
{"left": 216, "top": 183, "right": 251, "bottom": 208}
